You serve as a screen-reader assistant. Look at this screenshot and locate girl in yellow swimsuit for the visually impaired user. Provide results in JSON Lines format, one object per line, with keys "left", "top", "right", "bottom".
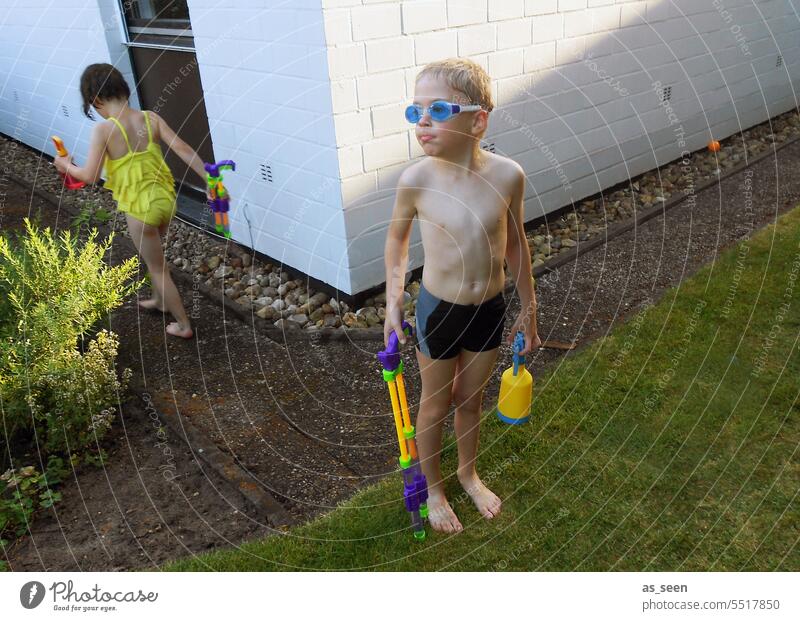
{"left": 55, "top": 63, "right": 214, "bottom": 339}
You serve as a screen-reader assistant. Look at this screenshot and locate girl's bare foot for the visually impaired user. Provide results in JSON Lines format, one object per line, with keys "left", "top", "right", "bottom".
{"left": 426, "top": 493, "right": 463, "bottom": 533}
{"left": 166, "top": 322, "right": 194, "bottom": 339}
{"left": 459, "top": 475, "right": 502, "bottom": 519}
{"left": 138, "top": 298, "right": 166, "bottom": 313}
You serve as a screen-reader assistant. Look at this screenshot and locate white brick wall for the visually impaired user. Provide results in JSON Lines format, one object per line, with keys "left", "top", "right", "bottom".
{"left": 0, "top": 0, "right": 139, "bottom": 167}
{"left": 3, "top": 0, "right": 800, "bottom": 295}
{"left": 323, "top": 0, "right": 800, "bottom": 294}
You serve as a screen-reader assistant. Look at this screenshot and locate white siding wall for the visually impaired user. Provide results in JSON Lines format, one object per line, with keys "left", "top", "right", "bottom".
{"left": 0, "top": 0, "right": 139, "bottom": 168}
{"left": 188, "top": 0, "right": 349, "bottom": 291}
{"left": 2, "top": 1, "right": 800, "bottom": 295}
{"left": 327, "top": 0, "right": 800, "bottom": 293}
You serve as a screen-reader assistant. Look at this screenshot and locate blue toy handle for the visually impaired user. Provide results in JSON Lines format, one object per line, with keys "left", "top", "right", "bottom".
{"left": 512, "top": 331, "right": 525, "bottom": 376}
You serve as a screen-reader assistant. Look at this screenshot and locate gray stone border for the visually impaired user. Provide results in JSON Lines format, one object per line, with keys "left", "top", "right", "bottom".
{"left": 130, "top": 385, "right": 294, "bottom": 528}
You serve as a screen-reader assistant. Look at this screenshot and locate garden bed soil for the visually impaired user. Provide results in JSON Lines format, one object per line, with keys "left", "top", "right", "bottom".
{"left": 4, "top": 134, "right": 800, "bottom": 570}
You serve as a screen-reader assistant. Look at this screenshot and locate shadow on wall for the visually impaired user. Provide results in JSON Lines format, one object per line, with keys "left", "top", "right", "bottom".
{"left": 339, "top": 0, "right": 798, "bottom": 293}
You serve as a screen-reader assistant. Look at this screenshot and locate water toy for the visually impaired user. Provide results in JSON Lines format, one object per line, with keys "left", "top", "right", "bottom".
{"left": 204, "top": 160, "right": 236, "bottom": 238}
{"left": 377, "top": 321, "right": 429, "bottom": 540}
{"left": 51, "top": 136, "right": 85, "bottom": 190}
{"left": 496, "top": 331, "right": 533, "bottom": 424}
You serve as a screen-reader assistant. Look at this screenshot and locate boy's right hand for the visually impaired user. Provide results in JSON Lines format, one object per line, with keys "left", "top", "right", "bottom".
{"left": 384, "top": 304, "right": 406, "bottom": 348}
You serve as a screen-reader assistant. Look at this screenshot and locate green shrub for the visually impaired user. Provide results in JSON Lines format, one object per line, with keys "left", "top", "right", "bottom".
{"left": 0, "top": 219, "right": 140, "bottom": 458}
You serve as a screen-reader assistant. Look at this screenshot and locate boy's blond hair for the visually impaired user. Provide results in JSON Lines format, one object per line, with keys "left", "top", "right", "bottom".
{"left": 416, "top": 57, "right": 495, "bottom": 113}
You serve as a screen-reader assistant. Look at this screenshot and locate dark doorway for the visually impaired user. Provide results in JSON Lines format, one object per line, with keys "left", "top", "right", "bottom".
{"left": 120, "top": 0, "right": 215, "bottom": 194}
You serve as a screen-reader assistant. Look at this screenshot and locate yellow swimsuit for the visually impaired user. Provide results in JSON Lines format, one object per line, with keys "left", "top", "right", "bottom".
{"left": 104, "top": 111, "right": 177, "bottom": 227}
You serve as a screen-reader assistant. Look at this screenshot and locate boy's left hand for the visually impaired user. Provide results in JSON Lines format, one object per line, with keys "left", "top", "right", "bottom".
{"left": 53, "top": 154, "right": 72, "bottom": 174}
{"left": 507, "top": 312, "right": 541, "bottom": 355}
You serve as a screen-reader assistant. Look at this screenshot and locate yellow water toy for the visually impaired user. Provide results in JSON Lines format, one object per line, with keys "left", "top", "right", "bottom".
{"left": 496, "top": 331, "right": 533, "bottom": 424}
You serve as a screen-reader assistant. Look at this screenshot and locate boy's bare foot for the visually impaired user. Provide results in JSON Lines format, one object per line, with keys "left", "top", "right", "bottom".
{"left": 166, "top": 322, "right": 194, "bottom": 339}
{"left": 427, "top": 493, "right": 463, "bottom": 534}
{"left": 459, "top": 475, "right": 502, "bottom": 519}
{"left": 138, "top": 298, "right": 166, "bottom": 313}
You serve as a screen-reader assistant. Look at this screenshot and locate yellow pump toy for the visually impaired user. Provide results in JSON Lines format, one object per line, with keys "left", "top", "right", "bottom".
{"left": 496, "top": 331, "right": 533, "bottom": 424}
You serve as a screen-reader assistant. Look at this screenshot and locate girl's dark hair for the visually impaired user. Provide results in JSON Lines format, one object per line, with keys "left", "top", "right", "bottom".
{"left": 79, "top": 63, "right": 131, "bottom": 118}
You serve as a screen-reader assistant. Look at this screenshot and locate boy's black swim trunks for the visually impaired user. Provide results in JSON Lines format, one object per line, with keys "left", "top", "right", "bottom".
{"left": 415, "top": 281, "right": 506, "bottom": 359}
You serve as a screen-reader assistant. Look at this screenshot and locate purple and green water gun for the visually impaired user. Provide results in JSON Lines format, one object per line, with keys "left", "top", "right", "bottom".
{"left": 204, "top": 160, "right": 236, "bottom": 238}
{"left": 377, "top": 321, "right": 429, "bottom": 540}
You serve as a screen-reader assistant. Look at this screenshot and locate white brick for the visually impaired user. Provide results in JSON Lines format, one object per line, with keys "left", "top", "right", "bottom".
{"left": 488, "top": 48, "right": 523, "bottom": 78}
{"left": 338, "top": 144, "right": 364, "bottom": 177}
{"left": 468, "top": 54, "right": 489, "bottom": 72}
{"left": 558, "top": 0, "right": 587, "bottom": 10}
{"left": 414, "top": 30, "right": 458, "bottom": 64}
{"left": 592, "top": 5, "right": 619, "bottom": 32}
{"left": 556, "top": 36, "right": 586, "bottom": 65}
{"left": 488, "top": 0, "right": 524, "bottom": 21}
{"left": 446, "top": 0, "right": 487, "bottom": 27}
{"left": 525, "top": 0, "right": 557, "bottom": 15}
{"left": 322, "top": 0, "right": 360, "bottom": 7}
{"left": 341, "top": 172, "right": 378, "bottom": 206}
{"left": 402, "top": 1, "right": 447, "bottom": 34}
{"left": 323, "top": 9, "right": 352, "bottom": 45}
{"left": 331, "top": 79, "right": 358, "bottom": 112}
{"left": 365, "top": 37, "right": 414, "bottom": 72}
{"left": 405, "top": 66, "right": 423, "bottom": 97}
{"left": 620, "top": 1, "right": 647, "bottom": 27}
{"left": 497, "top": 18, "right": 532, "bottom": 49}
{"left": 327, "top": 44, "right": 366, "bottom": 79}
{"left": 495, "top": 74, "right": 533, "bottom": 106}
{"left": 357, "top": 70, "right": 407, "bottom": 107}
{"left": 351, "top": 4, "right": 401, "bottom": 41}
{"left": 532, "top": 13, "right": 563, "bottom": 43}
{"left": 458, "top": 23, "right": 496, "bottom": 55}
{"left": 334, "top": 110, "right": 373, "bottom": 146}
{"left": 372, "top": 102, "right": 409, "bottom": 137}
{"left": 523, "top": 41, "right": 556, "bottom": 73}
{"left": 564, "top": 10, "right": 593, "bottom": 37}
{"left": 363, "top": 133, "right": 409, "bottom": 170}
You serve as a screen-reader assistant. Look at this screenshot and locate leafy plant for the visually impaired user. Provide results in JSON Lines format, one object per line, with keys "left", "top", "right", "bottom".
{"left": 0, "top": 456, "right": 68, "bottom": 543}
{"left": 71, "top": 199, "right": 112, "bottom": 234}
{"left": 0, "top": 219, "right": 140, "bottom": 458}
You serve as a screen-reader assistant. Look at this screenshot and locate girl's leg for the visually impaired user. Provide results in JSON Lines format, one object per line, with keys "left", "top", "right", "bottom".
{"left": 125, "top": 213, "right": 193, "bottom": 338}
{"left": 135, "top": 220, "right": 170, "bottom": 311}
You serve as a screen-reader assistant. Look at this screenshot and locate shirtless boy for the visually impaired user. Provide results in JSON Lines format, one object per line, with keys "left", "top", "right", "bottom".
{"left": 384, "top": 58, "right": 541, "bottom": 534}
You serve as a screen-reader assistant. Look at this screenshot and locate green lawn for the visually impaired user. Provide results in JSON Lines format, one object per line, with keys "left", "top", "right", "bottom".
{"left": 163, "top": 208, "right": 800, "bottom": 571}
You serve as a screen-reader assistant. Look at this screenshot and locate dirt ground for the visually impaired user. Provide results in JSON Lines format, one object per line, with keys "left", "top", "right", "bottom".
{"left": 3, "top": 136, "right": 799, "bottom": 570}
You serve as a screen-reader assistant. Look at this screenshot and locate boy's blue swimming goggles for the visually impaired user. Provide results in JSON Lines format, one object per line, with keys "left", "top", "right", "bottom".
{"left": 404, "top": 100, "right": 483, "bottom": 124}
